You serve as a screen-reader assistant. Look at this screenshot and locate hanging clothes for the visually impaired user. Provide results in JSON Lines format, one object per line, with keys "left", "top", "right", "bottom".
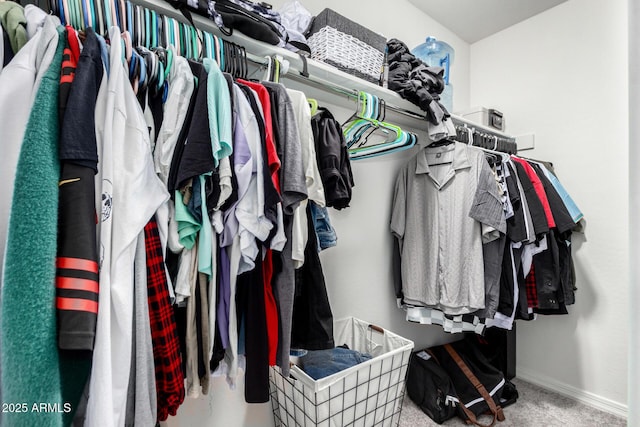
{"left": 0, "top": 1, "right": 27, "bottom": 55}
{"left": 494, "top": 157, "right": 580, "bottom": 326}
{"left": 85, "top": 27, "right": 169, "bottom": 427}
{"left": 286, "top": 88, "right": 326, "bottom": 268}
{"left": 391, "top": 140, "right": 582, "bottom": 334}
{"left": 143, "top": 218, "right": 185, "bottom": 421}
{"left": 310, "top": 107, "right": 355, "bottom": 210}
{"left": 56, "top": 26, "right": 103, "bottom": 351}
{"left": 2, "top": 0, "right": 355, "bottom": 414}
{"left": 291, "top": 204, "right": 335, "bottom": 350}
{"left": 217, "top": 81, "right": 266, "bottom": 387}
{"left": 236, "top": 248, "right": 270, "bottom": 403}
{"left": 526, "top": 160, "right": 577, "bottom": 311}
{"left": 262, "top": 81, "right": 307, "bottom": 213}
{"left": 125, "top": 232, "right": 157, "bottom": 427}
{"left": 54, "top": 26, "right": 103, "bottom": 427}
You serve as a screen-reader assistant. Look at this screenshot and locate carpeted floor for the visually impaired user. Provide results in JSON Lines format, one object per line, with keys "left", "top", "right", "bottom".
{"left": 399, "top": 378, "right": 626, "bottom": 427}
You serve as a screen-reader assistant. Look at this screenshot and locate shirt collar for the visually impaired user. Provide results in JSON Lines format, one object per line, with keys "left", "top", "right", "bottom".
{"left": 415, "top": 142, "right": 472, "bottom": 175}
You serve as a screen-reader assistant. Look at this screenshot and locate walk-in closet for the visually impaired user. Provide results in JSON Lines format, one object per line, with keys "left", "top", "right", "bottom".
{"left": 0, "top": 0, "right": 633, "bottom": 426}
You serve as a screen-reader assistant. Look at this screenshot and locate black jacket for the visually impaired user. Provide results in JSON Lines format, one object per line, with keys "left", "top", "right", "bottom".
{"left": 311, "top": 107, "right": 354, "bottom": 210}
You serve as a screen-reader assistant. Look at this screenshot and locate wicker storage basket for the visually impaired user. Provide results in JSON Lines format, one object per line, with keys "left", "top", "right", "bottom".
{"left": 306, "top": 9, "right": 386, "bottom": 84}
{"left": 270, "top": 317, "right": 414, "bottom": 427}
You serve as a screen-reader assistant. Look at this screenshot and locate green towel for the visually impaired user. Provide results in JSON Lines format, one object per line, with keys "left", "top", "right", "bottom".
{"left": 1, "top": 27, "right": 64, "bottom": 427}
{"left": 0, "top": 2, "right": 27, "bottom": 54}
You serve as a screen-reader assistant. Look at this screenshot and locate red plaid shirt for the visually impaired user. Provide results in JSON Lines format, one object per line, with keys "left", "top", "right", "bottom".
{"left": 145, "top": 218, "right": 185, "bottom": 420}
{"left": 525, "top": 264, "right": 539, "bottom": 309}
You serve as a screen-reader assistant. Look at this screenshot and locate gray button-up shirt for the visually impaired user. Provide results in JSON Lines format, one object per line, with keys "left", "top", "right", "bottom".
{"left": 391, "top": 142, "right": 506, "bottom": 315}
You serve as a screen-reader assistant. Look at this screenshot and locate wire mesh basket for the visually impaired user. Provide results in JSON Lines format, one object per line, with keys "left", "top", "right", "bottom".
{"left": 307, "top": 26, "right": 385, "bottom": 84}
{"left": 270, "top": 317, "right": 414, "bottom": 427}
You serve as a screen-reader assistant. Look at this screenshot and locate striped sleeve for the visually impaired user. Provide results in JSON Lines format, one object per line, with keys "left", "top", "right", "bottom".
{"left": 56, "top": 164, "right": 100, "bottom": 350}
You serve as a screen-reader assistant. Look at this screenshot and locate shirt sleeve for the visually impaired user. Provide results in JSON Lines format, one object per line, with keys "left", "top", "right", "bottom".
{"left": 390, "top": 164, "right": 408, "bottom": 242}
{"left": 469, "top": 157, "right": 506, "bottom": 237}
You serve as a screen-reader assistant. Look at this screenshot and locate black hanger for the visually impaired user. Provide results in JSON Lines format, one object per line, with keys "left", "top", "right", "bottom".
{"left": 232, "top": 43, "right": 242, "bottom": 77}
{"left": 229, "top": 41, "right": 235, "bottom": 75}
{"left": 223, "top": 40, "right": 230, "bottom": 73}
{"left": 342, "top": 92, "right": 368, "bottom": 127}
{"left": 269, "top": 56, "right": 276, "bottom": 81}
{"left": 484, "top": 151, "right": 498, "bottom": 167}
{"left": 230, "top": 42, "right": 237, "bottom": 77}
{"left": 428, "top": 138, "right": 454, "bottom": 147}
{"left": 378, "top": 98, "right": 386, "bottom": 121}
{"left": 157, "top": 13, "right": 165, "bottom": 48}
{"left": 240, "top": 46, "right": 247, "bottom": 79}
{"left": 241, "top": 45, "right": 248, "bottom": 79}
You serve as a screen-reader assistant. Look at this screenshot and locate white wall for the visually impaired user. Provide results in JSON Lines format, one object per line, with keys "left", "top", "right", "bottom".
{"left": 470, "top": 0, "right": 628, "bottom": 414}
{"left": 165, "top": 2, "right": 472, "bottom": 426}
{"left": 265, "top": 0, "right": 471, "bottom": 112}
{"left": 628, "top": 1, "right": 640, "bottom": 424}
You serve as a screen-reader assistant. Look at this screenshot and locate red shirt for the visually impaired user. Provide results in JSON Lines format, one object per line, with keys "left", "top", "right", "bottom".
{"left": 511, "top": 156, "right": 556, "bottom": 229}
{"left": 66, "top": 26, "right": 81, "bottom": 62}
{"left": 144, "top": 219, "right": 185, "bottom": 420}
{"left": 262, "top": 249, "right": 279, "bottom": 366}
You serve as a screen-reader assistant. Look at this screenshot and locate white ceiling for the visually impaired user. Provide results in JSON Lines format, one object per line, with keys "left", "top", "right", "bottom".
{"left": 408, "top": 0, "right": 568, "bottom": 43}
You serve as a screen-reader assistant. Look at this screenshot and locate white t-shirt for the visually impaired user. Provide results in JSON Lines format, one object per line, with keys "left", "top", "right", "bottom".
{"left": 235, "top": 87, "right": 273, "bottom": 274}
{"left": 86, "top": 28, "right": 169, "bottom": 427}
{"left": 286, "top": 89, "right": 325, "bottom": 268}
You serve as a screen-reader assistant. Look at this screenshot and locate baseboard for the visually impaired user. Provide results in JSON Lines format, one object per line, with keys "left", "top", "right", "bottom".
{"left": 516, "top": 368, "right": 628, "bottom": 419}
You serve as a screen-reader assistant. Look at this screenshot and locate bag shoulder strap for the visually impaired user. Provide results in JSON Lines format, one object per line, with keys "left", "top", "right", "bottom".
{"left": 444, "top": 344, "right": 505, "bottom": 427}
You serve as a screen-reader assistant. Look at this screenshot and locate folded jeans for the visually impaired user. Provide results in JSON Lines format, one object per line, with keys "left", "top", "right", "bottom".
{"left": 300, "top": 346, "right": 372, "bottom": 380}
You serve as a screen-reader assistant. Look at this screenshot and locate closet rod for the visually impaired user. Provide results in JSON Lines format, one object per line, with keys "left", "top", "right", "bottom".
{"left": 450, "top": 117, "right": 516, "bottom": 143}
{"left": 240, "top": 53, "right": 428, "bottom": 121}
{"left": 247, "top": 55, "right": 518, "bottom": 146}
{"left": 277, "top": 65, "right": 517, "bottom": 144}
{"left": 241, "top": 54, "right": 517, "bottom": 146}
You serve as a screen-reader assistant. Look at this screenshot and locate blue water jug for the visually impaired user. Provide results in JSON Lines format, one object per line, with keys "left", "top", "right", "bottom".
{"left": 412, "top": 36, "right": 454, "bottom": 112}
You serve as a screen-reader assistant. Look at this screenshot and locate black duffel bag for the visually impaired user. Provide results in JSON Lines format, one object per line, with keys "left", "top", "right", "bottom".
{"left": 214, "top": 0, "right": 283, "bottom": 44}
{"left": 406, "top": 349, "right": 458, "bottom": 424}
{"left": 429, "top": 339, "right": 507, "bottom": 427}
{"left": 166, "top": 0, "right": 282, "bottom": 44}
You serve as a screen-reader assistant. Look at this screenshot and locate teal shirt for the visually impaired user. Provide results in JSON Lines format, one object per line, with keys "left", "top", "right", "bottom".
{"left": 175, "top": 189, "right": 200, "bottom": 250}
{"left": 203, "top": 58, "right": 233, "bottom": 167}
{"left": 174, "top": 176, "right": 213, "bottom": 277}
